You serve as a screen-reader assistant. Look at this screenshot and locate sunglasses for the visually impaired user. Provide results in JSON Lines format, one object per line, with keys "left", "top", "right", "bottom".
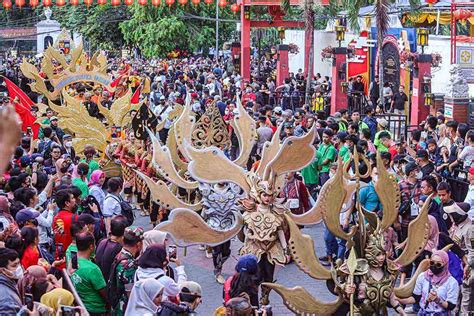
{"left": 430, "top": 261, "right": 443, "bottom": 269}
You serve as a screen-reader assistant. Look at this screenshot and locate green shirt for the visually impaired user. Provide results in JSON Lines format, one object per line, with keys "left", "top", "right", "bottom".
{"left": 338, "top": 145, "right": 351, "bottom": 162}
{"left": 301, "top": 151, "right": 321, "bottom": 185}
{"left": 72, "top": 178, "right": 89, "bottom": 199}
{"left": 374, "top": 130, "right": 393, "bottom": 152}
{"left": 80, "top": 159, "right": 100, "bottom": 181}
{"left": 358, "top": 121, "right": 369, "bottom": 131}
{"left": 71, "top": 257, "right": 107, "bottom": 313}
{"left": 317, "top": 143, "right": 336, "bottom": 173}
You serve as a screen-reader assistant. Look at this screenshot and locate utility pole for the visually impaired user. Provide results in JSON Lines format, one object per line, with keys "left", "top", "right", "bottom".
{"left": 216, "top": 3, "right": 219, "bottom": 61}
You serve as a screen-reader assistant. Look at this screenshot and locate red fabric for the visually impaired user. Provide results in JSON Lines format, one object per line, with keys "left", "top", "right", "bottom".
{"left": 110, "top": 75, "right": 123, "bottom": 88}
{"left": 223, "top": 275, "right": 234, "bottom": 303}
{"left": 130, "top": 86, "right": 141, "bottom": 104}
{"left": 388, "top": 144, "right": 398, "bottom": 160}
{"left": 53, "top": 210, "right": 76, "bottom": 269}
{"left": 3, "top": 76, "right": 40, "bottom": 138}
{"left": 21, "top": 246, "right": 40, "bottom": 269}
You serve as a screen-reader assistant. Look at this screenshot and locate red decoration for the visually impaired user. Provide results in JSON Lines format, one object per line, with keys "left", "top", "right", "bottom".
{"left": 151, "top": 0, "right": 159, "bottom": 5}
{"left": 138, "top": 0, "right": 146, "bottom": 5}
{"left": 111, "top": 0, "right": 120, "bottom": 5}
{"left": 230, "top": 3, "right": 238, "bottom": 12}
{"left": 165, "top": 0, "right": 173, "bottom": 6}
{"left": 43, "top": 0, "right": 52, "bottom": 5}
{"left": 2, "top": 0, "right": 12, "bottom": 9}
{"left": 454, "top": 9, "right": 472, "bottom": 21}
{"left": 204, "top": 0, "right": 212, "bottom": 4}
{"left": 15, "top": 0, "right": 25, "bottom": 7}
{"left": 217, "top": 0, "right": 225, "bottom": 6}
{"left": 124, "top": 0, "right": 133, "bottom": 5}
{"left": 84, "top": 0, "right": 93, "bottom": 6}
{"left": 97, "top": 0, "right": 107, "bottom": 4}
{"left": 191, "top": 0, "right": 199, "bottom": 4}
{"left": 56, "top": 0, "right": 66, "bottom": 6}
{"left": 425, "top": 0, "right": 438, "bottom": 4}
{"left": 70, "top": 0, "right": 79, "bottom": 5}
{"left": 29, "top": 0, "right": 38, "bottom": 7}
{"left": 178, "top": 0, "right": 186, "bottom": 4}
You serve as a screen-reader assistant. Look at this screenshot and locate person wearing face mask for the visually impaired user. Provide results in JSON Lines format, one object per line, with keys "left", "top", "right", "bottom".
{"left": 70, "top": 231, "right": 108, "bottom": 315}
{"left": 443, "top": 202, "right": 474, "bottom": 314}
{"left": 61, "top": 134, "right": 76, "bottom": 161}
{"left": 108, "top": 226, "right": 144, "bottom": 315}
{"left": 400, "top": 250, "right": 459, "bottom": 315}
{"left": 398, "top": 162, "right": 423, "bottom": 242}
{"left": 0, "top": 248, "right": 23, "bottom": 314}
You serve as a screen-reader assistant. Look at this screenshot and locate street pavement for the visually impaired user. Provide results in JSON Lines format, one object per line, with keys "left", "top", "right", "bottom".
{"left": 134, "top": 214, "right": 338, "bottom": 315}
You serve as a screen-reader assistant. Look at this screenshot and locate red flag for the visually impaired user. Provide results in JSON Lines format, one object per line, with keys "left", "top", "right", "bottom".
{"left": 131, "top": 86, "right": 141, "bottom": 104}
{"left": 2, "top": 76, "right": 40, "bottom": 138}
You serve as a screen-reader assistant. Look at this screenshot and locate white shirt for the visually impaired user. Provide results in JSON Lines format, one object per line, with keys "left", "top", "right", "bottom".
{"left": 89, "top": 185, "right": 106, "bottom": 211}
{"left": 414, "top": 273, "right": 459, "bottom": 313}
{"left": 103, "top": 193, "right": 122, "bottom": 218}
{"left": 466, "top": 185, "right": 474, "bottom": 220}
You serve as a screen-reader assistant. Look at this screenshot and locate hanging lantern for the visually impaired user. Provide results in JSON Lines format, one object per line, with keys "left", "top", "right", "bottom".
{"left": 97, "top": 0, "right": 107, "bottom": 4}
{"left": 217, "top": 0, "right": 225, "bottom": 6}
{"left": 124, "top": 0, "right": 133, "bottom": 5}
{"left": 230, "top": 3, "right": 238, "bottom": 12}
{"left": 191, "top": 0, "right": 199, "bottom": 4}
{"left": 56, "top": 0, "right": 66, "bottom": 6}
{"left": 15, "top": 0, "right": 25, "bottom": 8}
{"left": 29, "top": 0, "right": 39, "bottom": 7}
{"left": 111, "top": 0, "right": 120, "bottom": 5}
{"left": 425, "top": 0, "right": 438, "bottom": 5}
{"left": 138, "top": 0, "right": 146, "bottom": 5}
{"left": 84, "top": 0, "right": 93, "bottom": 6}
{"left": 178, "top": 0, "right": 186, "bottom": 5}
{"left": 3, "top": 0, "right": 12, "bottom": 9}
{"left": 164, "top": 0, "right": 173, "bottom": 6}
{"left": 454, "top": 9, "right": 472, "bottom": 21}
{"left": 70, "top": 0, "right": 79, "bottom": 5}
{"left": 43, "top": 0, "right": 52, "bottom": 5}
{"left": 204, "top": 0, "right": 212, "bottom": 5}
{"left": 151, "top": 0, "right": 159, "bottom": 5}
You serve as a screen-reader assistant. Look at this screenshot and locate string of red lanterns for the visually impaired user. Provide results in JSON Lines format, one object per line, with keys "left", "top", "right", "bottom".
{"left": 1, "top": 0, "right": 240, "bottom": 11}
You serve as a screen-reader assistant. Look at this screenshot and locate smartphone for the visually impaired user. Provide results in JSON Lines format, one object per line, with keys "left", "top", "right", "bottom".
{"left": 57, "top": 243, "right": 64, "bottom": 260}
{"left": 60, "top": 305, "right": 78, "bottom": 316}
{"left": 168, "top": 245, "right": 177, "bottom": 259}
{"left": 71, "top": 251, "right": 78, "bottom": 270}
{"left": 0, "top": 222, "right": 4, "bottom": 232}
{"left": 24, "top": 293, "right": 34, "bottom": 311}
{"left": 26, "top": 126, "right": 32, "bottom": 134}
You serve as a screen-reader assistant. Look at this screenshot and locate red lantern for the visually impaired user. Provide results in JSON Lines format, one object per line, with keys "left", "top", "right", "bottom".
{"left": 97, "top": 0, "right": 107, "bottom": 4}
{"left": 191, "top": 0, "right": 198, "bottom": 4}
{"left": 230, "top": 3, "right": 238, "bottom": 12}
{"left": 138, "top": 0, "right": 146, "bottom": 5}
{"left": 15, "top": 0, "right": 25, "bottom": 7}
{"left": 425, "top": 0, "right": 438, "bottom": 5}
{"left": 3, "top": 0, "right": 12, "bottom": 9}
{"left": 43, "top": 0, "right": 52, "bottom": 5}
{"left": 204, "top": 0, "right": 211, "bottom": 4}
{"left": 217, "top": 0, "right": 225, "bottom": 6}
{"left": 29, "top": 0, "right": 38, "bottom": 7}
{"left": 56, "top": 0, "right": 66, "bottom": 6}
{"left": 70, "top": 0, "right": 78, "bottom": 5}
{"left": 111, "top": 0, "right": 120, "bottom": 5}
{"left": 124, "top": 0, "right": 133, "bottom": 4}
{"left": 84, "top": 0, "right": 93, "bottom": 6}
{"left": 151, "top": 0, "right": 159, "bottom": 5}
{"left": 178, "top": 0, "right": 186, "bottom": 5}
{"left": 454, "top": 9, "right": 472, "bottom": 21}
{"left": 164, "top": 0, "right": 173, "bottom": 6}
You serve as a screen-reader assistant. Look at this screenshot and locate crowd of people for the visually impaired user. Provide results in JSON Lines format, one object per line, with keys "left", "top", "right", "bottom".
{"left": 0, "top": 52, "right": 472, "bottom": 316}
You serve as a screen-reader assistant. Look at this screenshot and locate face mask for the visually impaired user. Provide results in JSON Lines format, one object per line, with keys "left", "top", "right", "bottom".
{"left": 225, "top": 110, "right": 229, "bottom": 115}
{"left": 429, "top": 264, "right": 444, "bottom": 275}
{"left": 416, "top": 171, "right": 423, "bottom": 180}
{"left": 372, "top": 175, "right": 378, "bottom": 183}
{"left": 12, "top": 265, "right": 24, "bottom": 279}
{"left": 65, "top": 141, "right": 73, "bottom": 148}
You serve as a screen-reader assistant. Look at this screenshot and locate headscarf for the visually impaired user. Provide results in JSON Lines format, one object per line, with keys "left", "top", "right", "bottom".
{"left": 424, "top": 250, "right": 451, "bottom": 286}
{"left": 425, "top": 215, "right": 439, "bottom": 251}
{"left": 40, "top": 288, "right": 74, "bottom": 312}
{"left": 142, "top": 230, "right": 167, "bottom": 252}
{"left": 124, "top": 278, "right": 164, "bottom": 315}
{"left": 0, "top": 196, "right": 10, "bottom": 214}
{"left": 89, "top": 170, "right": 105, "bottom": 187}
{"left": 17, "top": 265, "right": 48, "bottom": 302}
{"left": 55, "top": 158, "right": 65, "bottom": 178}
{"left": 138, "top": 244, "right": 168, "bottom": 269}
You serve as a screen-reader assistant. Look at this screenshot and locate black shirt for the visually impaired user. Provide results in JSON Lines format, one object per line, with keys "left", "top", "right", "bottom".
{"left": 95, "top": 238, "right": 122, "bottom": 281}
{"left": 421, "top": 162, "right": 434, "bottom": 177}
{"left": 392, "top": 92, "right": 408, "bottom": 110}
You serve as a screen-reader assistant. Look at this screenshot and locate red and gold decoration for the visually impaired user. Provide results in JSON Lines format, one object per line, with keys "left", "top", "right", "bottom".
{"left": 151, "top": 0, "right": 160, "bottom": 6}
{"left": 178, "top": 0, "right": 186, "bottom": 5}
{"left": 191, "top": 0, "right": 199, "bottom": 5}
{"left": 204, "top": 0, "right": 212, "bottom": 5}
{"left": 70, "top": 0, "right": 79, "bottom": 5}
{"left": 230, "top": 3, "right": 239, "bottom": 13}
{"left": 138, "top": 0, "right": 146, "bottom": 5}
{"left": 165, "top": 0, "right": 174, "bottom": 6}
{"left": 218, "top": 0, "right": 226, "bottom": 7}
{"left": 124, "top": 0, "right": 133, "bottom": 5}
{"left": 14, "top": 0, "right": 25, "bottom": 8}
{"left": 29, "top": 0, "right": 38, "bottom": 7}
{"left": 111, "top": 0, "right": 120, "bottom": 5}
{"left": 56, "top": 0, "right": 66, "bottom": 5}
{"left": 84, "top": 0, "right": 93, "bottom": 6}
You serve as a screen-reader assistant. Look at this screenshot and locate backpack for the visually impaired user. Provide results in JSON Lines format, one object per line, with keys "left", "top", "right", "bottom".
{"left": 106, "top": 195, "right": 135, "bottom": 226}
{"left": 107, "top": 253, "right": 131, "bottom": 308}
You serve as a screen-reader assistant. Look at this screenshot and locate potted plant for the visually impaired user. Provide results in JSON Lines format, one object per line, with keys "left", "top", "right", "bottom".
{"left": 321, "top": 46, "right": 334, "bottom": 61}
{"left": 431, "top": 52, "right": 442, "bottom": 67}
{"left": 288, "top": 43, "right": 299, "bottom": 54}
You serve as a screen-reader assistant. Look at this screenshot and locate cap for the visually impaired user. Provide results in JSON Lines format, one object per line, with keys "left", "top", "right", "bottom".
{"left": 469, "top": 166, "right": 474, "bottom": 176}
{"left": 15, "top": 209, "right": 40, "bottom": 224}
{"left": 124, "top": 226, "right": 144, "bottom": 241}
{"left": 336, "top": 131, "right": 349, "bottom": 140}
{"left": 416, "top": 149, "right": 429, "bottom": 159}
{"left": 235, "top": 254, "right": 258, "bottom": 274}
{"left": 333, "top": 112, "right": 342, "bottom": 121}
{"left": 284, "top": 122, "right": 294, "bottom": 129}
{"left": 273, "top": 106, "right": 283, "bottom": 114}
{"left": 62, "top": 134, "right": 72, "bottom": 140}
{"left": 404, "top": 161, "right": 419, "bottom": 176}
{"left": 376, "top": 118, "right": 388, "bottom": 128}
{"left": 78, "top": 213, "right": 99, "bottom": 225}
{"left": 190, "top": 92, "right": 198, "bottom": 98}
{"left": 50, "top": 116, "right": 58, "bottom": 121}
{"left": 159, "top": 96, "right": 166, "bottom": 100}
{"left": 180, "top": 281, "right": 202, "bottom": 297}
{"left": 443, "top": 202, "right": 470, "bottom": 216}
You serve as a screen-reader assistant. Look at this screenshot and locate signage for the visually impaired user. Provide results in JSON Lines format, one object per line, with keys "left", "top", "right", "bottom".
{"left": 445, "top": 104, "right": 453, "bottom": 118}
{"left": 456, "top": 46, "right": 474, "bottom": 84}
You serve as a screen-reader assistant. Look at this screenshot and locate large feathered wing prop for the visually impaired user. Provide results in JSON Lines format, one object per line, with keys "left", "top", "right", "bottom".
{"left": 156, "top": 208, "right": 243, "bottom": 247}
{"left": 231, "top": 95, "right": 257, "bottom": 167}
{"left": 375, "top": 152, "right": 401, "bottom": 231}
{"left": 256, "top": 123, "right": 283, "bottom": 177}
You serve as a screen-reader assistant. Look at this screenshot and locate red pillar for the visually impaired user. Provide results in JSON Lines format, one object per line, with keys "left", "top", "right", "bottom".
{"left": 240, "top": 6, "right": 251, "bottom": 85}
{"left": 330, "top": 47, "right": 348, "bottom": 115}
{"left": 410, "top": 54, "right": 432, "bottom": 126}
{"left": 304, "top": 26, "right": 313, "bottom": 78}
{"left": 231, "top": 42, "right": 241, "bottom": 74}
{"left": 276, "top": 44, "right": 289, "bottom": 86}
